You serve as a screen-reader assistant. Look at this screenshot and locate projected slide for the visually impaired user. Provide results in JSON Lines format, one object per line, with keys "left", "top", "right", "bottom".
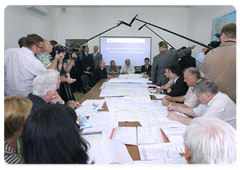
{"left": 100, "top": 36, "right": 151, "bottom": 66}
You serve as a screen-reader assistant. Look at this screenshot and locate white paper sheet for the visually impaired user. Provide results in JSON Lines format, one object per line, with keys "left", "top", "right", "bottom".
{"left": 138, "top": 143, "right": 181, "bottom": 161}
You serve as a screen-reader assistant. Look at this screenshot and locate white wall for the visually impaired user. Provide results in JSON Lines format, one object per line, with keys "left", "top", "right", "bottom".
{"left": 54, "top": 6, "right": 190, "bottom": 63}
{"left": 188, "top": 5, "right": 236, "bottom": 58}
{"left": 4, "top": 5, "right": 236, "bottom": 64}
{"left": 4, "top": 5, "right": 55, "bottom": 49}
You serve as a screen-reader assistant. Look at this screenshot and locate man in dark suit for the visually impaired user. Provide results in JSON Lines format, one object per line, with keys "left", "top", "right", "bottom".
{"left": 151, "top": 41, "right": 196, "bottom": 86}
{"left": 178, "top": 46, "right": 196, "bottom": 71}
{"left": 80, "top": 46, "right": 94, "bottom": 92}
{"left": 90, "top": 60, "right": 109, "bottom": 87}
{"left": 141, "top": 57, "right": 152, "bottom": 76}
{"left": 92, "top": 45, "right": 103, "bottom": 69}
{"left": 166, "top": 65, "right": 189, "bottom": 97}
{"left": 81, "top": 46, "right": 94, "bottom": 74}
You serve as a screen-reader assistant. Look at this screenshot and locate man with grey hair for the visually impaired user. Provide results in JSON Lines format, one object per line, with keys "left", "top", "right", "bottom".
{"left": 28, "top": 69, "right": 80, "bottom": 111}
{"left": 120, "top": 59, "right": 135, "bottom": 74}
{"left": 151, "top": 41, "right": 196, "bottom": 86}
{"left": 162, "top": 67, "right": 201, "bottom": 108}
{"left": 183, "top": 117, "right": 236, "bottom": 164}
{"left": 167, "top": 79, "right": 236, "bottom": 129}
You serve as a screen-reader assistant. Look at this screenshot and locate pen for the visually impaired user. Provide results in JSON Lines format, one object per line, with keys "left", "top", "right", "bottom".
{"left": 81, "top": 131, "right": 102, "bottom": 135}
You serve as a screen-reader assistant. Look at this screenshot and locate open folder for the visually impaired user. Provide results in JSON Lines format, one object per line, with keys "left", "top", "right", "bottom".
{"left": 87, "top": 139, "right": 133, "bottom": 164}
{"left": 110, "top": 127, "right": 165, "bottom": 145}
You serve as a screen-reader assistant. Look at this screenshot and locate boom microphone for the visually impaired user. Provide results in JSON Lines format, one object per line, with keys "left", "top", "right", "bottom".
{"left": 138, "top": 24, "right": 146, "bottom": 30}
{"left": 129, "top": 14, "right": 138, "bottom": 26}
{"left": 120, "top": 20, "right": 131, "bottom": 27}
{"left": 138, "top": 24, "right": 146, "bottom": 31}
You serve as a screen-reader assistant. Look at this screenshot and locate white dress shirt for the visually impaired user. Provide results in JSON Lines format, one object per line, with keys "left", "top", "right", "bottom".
{"left": 120, "top": 64, "right": 135, "bottom": 74}
{"left": 193, "top": 92, "right": 236, "bottom": 129}
{"left": 4, "top": 47, "right": 46, "bottom": 97}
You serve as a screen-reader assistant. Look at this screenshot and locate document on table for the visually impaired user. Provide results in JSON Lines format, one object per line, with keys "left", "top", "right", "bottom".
{"left": 138, "top": 143, "right": 181, "bottom": 161}
{"left": 82, "top": 115, "right": 118, "bottom": 133}
{"left": 87, "top": 139, "right": 133, "bottom": 164}
{"left": 149, "top": 117, "right": 187, "bottom": 128}
{"left": 168, "top": 137, "right": 185, "bottom": 153}
{"left": 134, "top": 157, "right": 187, "bottom": 164}
{"left": 137, "top": 127, "right": 164, "bottom": 144}
{"left": 99, "top": 87, "right": 151, "bottom": 97}
{"left": 110, "top": 127, "right": 137, "bottom": 145}
{"left": 75, "top": 99, "right": 106, "bottom": 117}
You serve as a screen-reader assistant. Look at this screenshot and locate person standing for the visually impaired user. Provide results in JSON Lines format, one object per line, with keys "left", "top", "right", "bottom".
{"left": 4, "top": 34, "right": 47, "bottom": 97}
{"left": 151, "top": 41, "right": 196, "bottom": 86}
{"left": 92, "top": 45, "right": 102, "bottom": 69}
{"left": 200, "top": 23, "right": 236, "bottom": 103}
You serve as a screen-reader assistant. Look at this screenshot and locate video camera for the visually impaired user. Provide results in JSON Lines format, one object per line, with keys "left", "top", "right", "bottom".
{"left": 50, "top": 43, "right": 79, "bottom": 61}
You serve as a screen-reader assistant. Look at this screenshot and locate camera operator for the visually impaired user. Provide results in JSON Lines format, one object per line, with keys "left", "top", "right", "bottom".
{"left": 41, "top": 39, "right": 75, "bottom": 84}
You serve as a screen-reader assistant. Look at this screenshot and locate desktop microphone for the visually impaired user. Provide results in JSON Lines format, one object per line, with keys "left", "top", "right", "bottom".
{"left": 129, "top": 14, "right": 138, "bottom": 26}
{"left": 138, "top": 24, "right": 146, "bottom": 30}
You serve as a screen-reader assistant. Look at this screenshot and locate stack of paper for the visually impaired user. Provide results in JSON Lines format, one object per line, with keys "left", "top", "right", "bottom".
{"left": 138, "top": 143, "right": 181, "bottom": 161}
{"left": 75, "top": 99, "right": 105, "bottom": 117}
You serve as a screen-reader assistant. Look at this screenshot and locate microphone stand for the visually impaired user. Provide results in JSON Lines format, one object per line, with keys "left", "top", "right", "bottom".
{"left": 64, "top": 21, "right": 130, "bottom": 53}
{"left": 135, "top": 16, "right": 213, "bottom": 50}
{"left": 139, "top": 24, "right": 175, "bottom": 49}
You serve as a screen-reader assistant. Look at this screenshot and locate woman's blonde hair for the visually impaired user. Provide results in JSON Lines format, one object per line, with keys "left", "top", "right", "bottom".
{"left": 4, "top": 95, "right": 33, "bottom": 139}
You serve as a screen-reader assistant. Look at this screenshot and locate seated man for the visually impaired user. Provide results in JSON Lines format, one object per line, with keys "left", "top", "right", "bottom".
{"left": 167, "top": 79, "right": 236, "bottom": 129}
{"left": 28, "top": 69, "right": 81, "bottom": 111}
{"left": 157, "top": 65, "right": 173, "bottom": 91}
{"left": 162, "top": 67, "right": 201, "bottom": 108}
{"left": 120, "top": 59, "right": 135, "bottom": 74}
{"left": 106, "top": 60, "right": 119, "bottom": 74}
{"left": 90, "top": 60, "right": 111, "bottom": 87}
{"left": 166, "top": 65, "right": 188, "bottom": 97}
{"left": 141, "top": 57, "right": 152, "bottom": 75}
{"left": 183, "top": 117, "right": 236, "bottom": 164}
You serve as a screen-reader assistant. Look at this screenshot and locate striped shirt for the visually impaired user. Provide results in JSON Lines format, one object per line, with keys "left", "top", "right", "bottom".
{"left": 4, "top": 139, "right": 23, "bottom": 164}
{"left": 193, "top": 92, "right": 236, "bottom": 129}
{"left": 4, "top": 47, "right": 47, "bottom": 97}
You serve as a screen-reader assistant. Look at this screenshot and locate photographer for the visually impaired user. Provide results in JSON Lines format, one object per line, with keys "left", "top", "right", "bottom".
{"left": 37, "top": 39, "right": 75, "bottom": 84}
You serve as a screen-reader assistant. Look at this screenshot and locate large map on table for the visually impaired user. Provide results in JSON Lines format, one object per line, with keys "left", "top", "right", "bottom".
{"left": 211, "top": 11, "right": 236, "bottom": 41}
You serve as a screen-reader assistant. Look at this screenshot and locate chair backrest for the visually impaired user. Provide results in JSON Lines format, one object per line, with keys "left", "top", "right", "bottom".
{"left": 81, "top": 75, "right": 90, "bottom": 86}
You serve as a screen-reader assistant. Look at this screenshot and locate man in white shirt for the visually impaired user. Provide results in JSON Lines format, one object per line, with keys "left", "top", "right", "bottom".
{"left": 120, "top": 59, "right": 135, "bottom": 74}
{"left": 167, "top": 79, "right": 236, "bottom": 129}
{"left": 4, "top": 34, "right": 47, "bottom": 97}
{"left": 162, "top": 67, "right": 201, "bottom": 108}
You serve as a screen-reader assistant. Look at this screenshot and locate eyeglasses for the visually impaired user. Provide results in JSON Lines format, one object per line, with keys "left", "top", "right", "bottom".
{"left": 35, "top": 45, "right": 43, "bottom": 50}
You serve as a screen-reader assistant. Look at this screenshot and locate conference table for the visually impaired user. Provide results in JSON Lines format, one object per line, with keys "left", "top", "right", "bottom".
{"left": 78, "top": 74, "right": 185, "bottom": 161}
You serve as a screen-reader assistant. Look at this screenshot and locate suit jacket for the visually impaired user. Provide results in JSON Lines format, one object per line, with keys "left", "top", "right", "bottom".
{"left": 167, "top": 76, "right": 189, "bottom": 97}
{"left": 90, "top": 66, "right": 108, "bottom": 87}
{"left": 178, "top": 54, "right": 196, "bottom": 71}
{"left": 151, "top": 47, "right": 192, "bottom": 86}
{"left": 141, "top": 64, "right": 152, "bottom": 74}
{"left": 92, "top": 52, "right": 103, "bottom": 69}
{"left": 81, "top": 51, "right": 94, "bottom": 73}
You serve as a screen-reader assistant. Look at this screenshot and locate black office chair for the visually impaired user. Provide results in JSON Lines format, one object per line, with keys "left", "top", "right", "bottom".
{"left": 81, "top": 75, "right": 91, "bottom": 92}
